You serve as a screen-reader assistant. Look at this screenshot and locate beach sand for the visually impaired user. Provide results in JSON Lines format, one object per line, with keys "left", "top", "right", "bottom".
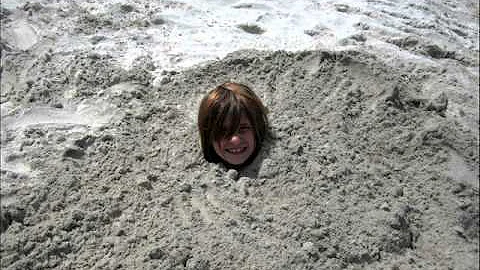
{"left": 1, "top": 1, "right": 479, "bottom": 269}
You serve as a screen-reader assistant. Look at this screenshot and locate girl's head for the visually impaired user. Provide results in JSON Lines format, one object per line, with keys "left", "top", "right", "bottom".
{"left": 198, "top": 82, "right": 268, "bottom": 167}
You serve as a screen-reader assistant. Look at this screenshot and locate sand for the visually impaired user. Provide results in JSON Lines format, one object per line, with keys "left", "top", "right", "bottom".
{"left": 1, "top": 1, "right": 479, "bottom": 270}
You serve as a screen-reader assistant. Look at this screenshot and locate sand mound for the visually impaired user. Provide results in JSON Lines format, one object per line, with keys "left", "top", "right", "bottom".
{"left": 1, "top": 47, "right": 478, "bottom": 269}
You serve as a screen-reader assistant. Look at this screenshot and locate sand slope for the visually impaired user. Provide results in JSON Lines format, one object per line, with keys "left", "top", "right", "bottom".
{"left": 1, "top": 1, "right": 479, "bottom": 270}
{"left": 1, "top": 48, "right": 478, "bottom": 269}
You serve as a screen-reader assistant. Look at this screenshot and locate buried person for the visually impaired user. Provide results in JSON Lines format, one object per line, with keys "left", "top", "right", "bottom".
{"left": 198, "top": 82, "right": 269, "bottom": 169}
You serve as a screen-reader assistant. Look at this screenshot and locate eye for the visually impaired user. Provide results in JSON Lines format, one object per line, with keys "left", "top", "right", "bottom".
{"left": 239, "top": 125, "right": 252, "bottom": 133}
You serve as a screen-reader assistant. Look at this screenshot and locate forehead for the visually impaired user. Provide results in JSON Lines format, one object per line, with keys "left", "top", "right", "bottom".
{"left": 224, "top": 114, "right": 250, "bottom": 124}
{"left": 239, "top": 115, "right": 251, "bottom": 124}
{"left": 222, "top": 115, "right": 252, "bottom": 131}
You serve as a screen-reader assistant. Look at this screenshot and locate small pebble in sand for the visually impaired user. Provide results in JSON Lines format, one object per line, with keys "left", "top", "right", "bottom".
{"left": 380, "top": 202, "right": 391, "bottom": 211}
{"left": 335, "top": 4, "right": 349, "bottom": 12}
{"left": 226, "top": 169, "right": 238, "bottom": 180}
{"left": 302, "top": 241, "right": 316, "bottom": 253}
{"left": 236, "top": 177, "right": 250, "bottom": 196}
{"left": 137, "top": 178, "right": 153, "bottom": 190}
{"left": 159, "top": 196, "right": 173, "bottom": 207}
{"left": 120, "top": 4, "right": 135, "bottom": 13}
{"left": 151, "top": 17, "right": 166, "bottom": 25}
{"left": 146, "top": 174, "right": 159, "bottom": 182}
{"left": 258, "top": 158, "right": 278, "bottom": 178}
{"left": 159, "top": 76, "right": 171, "bottom": 85}
{"left": 148, "top": 247, "right": 165, "bottom": 260}
{"left": 179, "top": 183, "right": 192, "bottom": 193}
{"left": 394, "top": 187, "right": 404, "bottom": 197}
{"left": 453, "top": 226, "right": 466, "bottom": 238}
{"left": 310, "top": 228, "right": 329, "bottom": 240}
{"left": 52, "top": 102, "right": 63, "bottom": 108}
{"left": 63, "top": 147, "right": 84, "bottom": 159}
{"left": 90, "top": 35, "right": 106, "bottom": 44}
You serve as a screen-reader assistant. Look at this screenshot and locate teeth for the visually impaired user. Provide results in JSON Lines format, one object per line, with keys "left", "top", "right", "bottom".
{"left": 227, "top": 147, "right": 245, "bottom": 154}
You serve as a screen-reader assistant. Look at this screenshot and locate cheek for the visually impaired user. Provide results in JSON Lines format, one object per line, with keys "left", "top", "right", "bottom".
{"left": 213, "top": 140, "right": 223, "bottom": 153}
{"left": 248, "top": 132, "right": 256, "bottom": 148}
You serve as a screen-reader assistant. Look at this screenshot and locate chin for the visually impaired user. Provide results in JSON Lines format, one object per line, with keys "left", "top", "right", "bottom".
{"left": 222, "top": 151, "right": 258, "bottom": 168}
{"left": 226, "top": 158, "right": 248, "bottom": 166}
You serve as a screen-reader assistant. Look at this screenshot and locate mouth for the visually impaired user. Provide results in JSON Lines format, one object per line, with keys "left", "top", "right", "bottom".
{"left": 226, "top": 147, "right": 247, "bottom": 154}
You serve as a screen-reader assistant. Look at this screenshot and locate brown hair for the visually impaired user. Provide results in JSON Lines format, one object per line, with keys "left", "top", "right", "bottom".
{"left": 198, "top": 82, "right": 268, "bottom": 165}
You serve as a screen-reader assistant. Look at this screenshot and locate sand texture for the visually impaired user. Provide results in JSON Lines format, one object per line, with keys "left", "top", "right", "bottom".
{"left": 1, "top": 1, "right": 479, "bottom": 270}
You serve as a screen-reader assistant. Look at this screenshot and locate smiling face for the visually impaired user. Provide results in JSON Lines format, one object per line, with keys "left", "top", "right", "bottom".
{"left": 213, "top": 115, "right": 256, "bottom": 166}
{"left": 198, "top": 82, "right": 268, "bottom": 167}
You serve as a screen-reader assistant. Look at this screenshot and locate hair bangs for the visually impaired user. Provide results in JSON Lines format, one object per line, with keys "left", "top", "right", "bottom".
{"left": 210, "top": 89, "right": 244, "bottom": 141}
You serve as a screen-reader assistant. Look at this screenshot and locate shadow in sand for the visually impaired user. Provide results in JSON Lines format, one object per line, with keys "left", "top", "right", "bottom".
{"left": 239, "top": 131, "right": 276, "bottom": 179}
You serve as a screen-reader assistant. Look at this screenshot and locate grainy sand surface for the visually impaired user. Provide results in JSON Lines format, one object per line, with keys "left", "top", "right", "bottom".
{"left": 1, "top": 1, "right": 479, "bottom": 269}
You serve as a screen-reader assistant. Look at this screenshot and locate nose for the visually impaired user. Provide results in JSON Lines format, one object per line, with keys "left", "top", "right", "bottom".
{"left": 228, "top": 134, "right": 242, "bottom": 145}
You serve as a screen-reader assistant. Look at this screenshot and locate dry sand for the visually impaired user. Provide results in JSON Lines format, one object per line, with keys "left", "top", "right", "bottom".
{"left": 1, "top": 1, "right": 479, "bottom": 270}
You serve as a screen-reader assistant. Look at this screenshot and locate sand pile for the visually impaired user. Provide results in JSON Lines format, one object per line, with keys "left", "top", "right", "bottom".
{"left": 1, "top": 1, "right": 479, "bottom": 270}
{"left": 1, "top": 48, "right": 478, "bottom": 269}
